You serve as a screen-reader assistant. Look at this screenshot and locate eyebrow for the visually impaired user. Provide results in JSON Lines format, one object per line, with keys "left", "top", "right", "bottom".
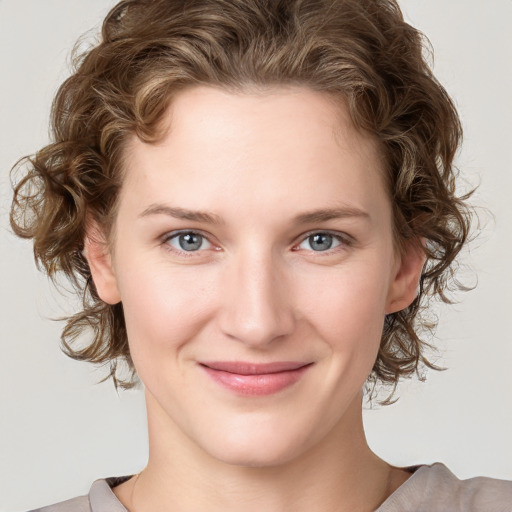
{"left": 139, "top": 204, "right": 224, "bottom": 224}
{"left": 138, "top": 203, "right": 370, "bottom": 225}
{"left": 292, "top": 207, "right": 370, "bottom": 224}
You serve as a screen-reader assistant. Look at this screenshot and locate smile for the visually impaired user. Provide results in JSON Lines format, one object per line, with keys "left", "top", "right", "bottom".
{"left": 199, "top": 361, "right": 313, "bottom": 396}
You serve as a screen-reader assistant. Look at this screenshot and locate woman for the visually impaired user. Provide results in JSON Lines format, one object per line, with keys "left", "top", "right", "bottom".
{"left": 8, "top": 0, "right": 512, "bottom": 510}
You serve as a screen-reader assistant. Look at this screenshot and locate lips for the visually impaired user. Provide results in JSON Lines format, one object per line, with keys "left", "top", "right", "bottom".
{"left": 201, "top": 361, "right": 310, "bottom": 374}
{"left": 199, "top": 361, "right": 312, "bottom": 396}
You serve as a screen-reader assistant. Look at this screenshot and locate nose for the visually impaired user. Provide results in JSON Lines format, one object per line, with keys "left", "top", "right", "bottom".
{"left": 218, "top": 248, "right": 296, "bottom": 347}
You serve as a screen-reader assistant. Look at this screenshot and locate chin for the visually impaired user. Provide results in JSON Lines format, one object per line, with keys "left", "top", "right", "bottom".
{"left": 199, "top": 421, "right": 313, "bottom": 469}
{"left": 211, "top": 445, "right": 302, "bottom": 469}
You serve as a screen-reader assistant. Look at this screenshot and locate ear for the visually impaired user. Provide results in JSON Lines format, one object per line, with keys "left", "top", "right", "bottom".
{"left": 385, "top": 239, "right": 425, "bottom": 314}
{"left": 83, "top": 220, "right": 121, "bottom": 305}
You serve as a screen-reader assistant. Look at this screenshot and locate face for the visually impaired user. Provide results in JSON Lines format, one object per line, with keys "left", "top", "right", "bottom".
{"left": 88, "top": 85, "right": 422, "bottom": 467}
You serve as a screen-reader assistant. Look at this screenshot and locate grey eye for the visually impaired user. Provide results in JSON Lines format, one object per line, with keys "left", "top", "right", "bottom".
{"left": 309, "top": 233, "right": 333, "bottom": 251}
{"left": 298, "top": 233, "right": 342, "bottom": 252}
{"left": 168, "top": 232, "right": 211, "bottom": 252}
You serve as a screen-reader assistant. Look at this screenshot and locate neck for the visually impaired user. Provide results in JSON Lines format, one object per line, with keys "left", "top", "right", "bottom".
{"left": 115, "top": 391, "right": 407, "bottom": 512}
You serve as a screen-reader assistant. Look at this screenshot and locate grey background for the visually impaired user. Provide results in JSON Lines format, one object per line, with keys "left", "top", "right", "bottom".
{"left": 1, "top": 1, "right": 511, "bottom": 510}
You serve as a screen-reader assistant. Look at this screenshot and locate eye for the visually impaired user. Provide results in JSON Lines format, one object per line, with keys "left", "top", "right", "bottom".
{"left": 165, "top": 231, "right": 212, "bottom": 252}
{"left": 297, "top": 232, "right": 346, "bottom": 252}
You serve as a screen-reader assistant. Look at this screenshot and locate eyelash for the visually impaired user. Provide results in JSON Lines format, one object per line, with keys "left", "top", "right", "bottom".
{"left": 161, "top": 229, "right": 353, "bottom": 257}
{"left": 294, "top": 230, "right": 353, "bottom": 254}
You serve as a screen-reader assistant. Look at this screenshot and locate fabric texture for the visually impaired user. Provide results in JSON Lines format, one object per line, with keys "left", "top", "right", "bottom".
{"left": 376, "top": 463, "right": 512, "bottom": 511}
{"left": 29, "top": 463, "right": 512, "bottom": 512}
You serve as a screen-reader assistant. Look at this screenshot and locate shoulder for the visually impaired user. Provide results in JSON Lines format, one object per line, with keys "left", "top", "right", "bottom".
{"left": 27, "top": 495, "right": 89, "bottom": 512}
{"left": 27, "top": 477, "right": 129, "bottom": 512}
{"left": 430, "top": 463, "right": 512, "bottom": 510}
{"left": 379, "top": 463, "right": 512, "bottom": 512}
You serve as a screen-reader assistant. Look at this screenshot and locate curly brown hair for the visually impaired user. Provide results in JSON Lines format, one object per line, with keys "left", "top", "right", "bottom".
{"left": 10, "top": 0, "right": 472, "bottom": 394}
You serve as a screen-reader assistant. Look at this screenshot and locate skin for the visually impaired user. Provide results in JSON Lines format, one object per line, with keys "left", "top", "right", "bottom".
{"left": 86, "top": 85, "right": 424, "bottom": 512}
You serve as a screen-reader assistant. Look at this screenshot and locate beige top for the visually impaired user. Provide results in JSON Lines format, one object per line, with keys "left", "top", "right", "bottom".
{"left": 30, "top": 463, "right": 512, "bottom": 512}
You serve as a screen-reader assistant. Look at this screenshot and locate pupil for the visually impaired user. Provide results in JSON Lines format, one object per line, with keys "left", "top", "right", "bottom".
{"left": 310, "top": 233, "right": 332, "bottom": 251}
{"left": 179, "top": 233, "right": 202, "bottom": 251}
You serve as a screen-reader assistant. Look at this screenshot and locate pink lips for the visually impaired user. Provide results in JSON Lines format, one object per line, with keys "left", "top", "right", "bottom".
{"left": 200, "top": 361, "right": 312, "bottom": 396}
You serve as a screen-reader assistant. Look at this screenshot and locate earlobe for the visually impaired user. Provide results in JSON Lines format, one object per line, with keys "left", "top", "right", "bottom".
{"left": 83, "top": 221, "right": 121, "bottom": 305}
{"left": 385, "top": 240, "right": 425, "bottom": 314}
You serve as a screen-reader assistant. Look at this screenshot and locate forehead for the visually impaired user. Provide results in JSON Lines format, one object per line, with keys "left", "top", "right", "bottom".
{"left": 150, "top": 85, "right": 382, "bottom": 164}
{"left": 119, "top": 85, "right": 388, "bottom": 220}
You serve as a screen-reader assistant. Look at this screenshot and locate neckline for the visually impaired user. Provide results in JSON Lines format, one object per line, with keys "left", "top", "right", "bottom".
{"left": 376, "top": 463, "right": 441, "bottom": 509}
{"left": 97, "top": 464, "right": 435, "bottom": 511}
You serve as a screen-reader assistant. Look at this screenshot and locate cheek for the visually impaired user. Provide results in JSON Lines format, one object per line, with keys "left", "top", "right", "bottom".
{"left": 116, "top": 263, "right": 217, "bottom": 369}
{"left": 303, "top": 263, "right": 389, "bottom": 319}
{"left": 297, "top": 261, "right": 390, "bottom": 362}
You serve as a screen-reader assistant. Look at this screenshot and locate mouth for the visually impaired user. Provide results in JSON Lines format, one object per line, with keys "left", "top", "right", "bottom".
{"left": 199, "top": 361, "right": 313, "bottom": 396}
